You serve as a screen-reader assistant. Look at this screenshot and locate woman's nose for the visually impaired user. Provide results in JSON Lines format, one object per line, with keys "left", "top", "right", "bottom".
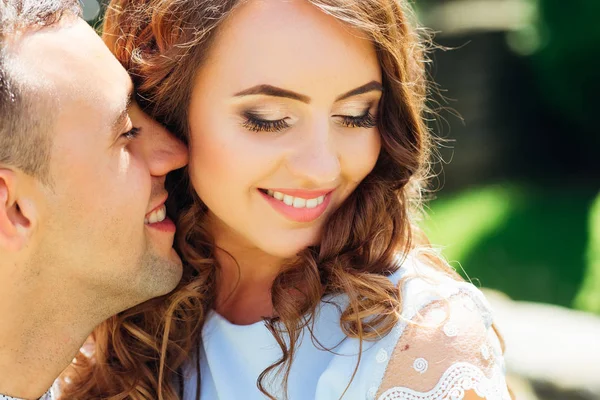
{"left": 286, "top": 122, "right": 341, "bottom": 186}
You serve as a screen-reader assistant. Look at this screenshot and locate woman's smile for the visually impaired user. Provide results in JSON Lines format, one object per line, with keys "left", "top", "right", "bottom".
{"left": 258, "top": 188, "right": 334, "bottom": 223}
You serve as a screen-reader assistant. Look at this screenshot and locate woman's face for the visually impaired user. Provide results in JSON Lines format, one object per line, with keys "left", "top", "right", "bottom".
{"left": 188, "top": 0, "right": 382, "bottom": 258}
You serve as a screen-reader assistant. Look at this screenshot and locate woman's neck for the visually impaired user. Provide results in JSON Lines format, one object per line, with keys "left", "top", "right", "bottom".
{"left": 213, "top": 241, "right": 284, "bottom": 325}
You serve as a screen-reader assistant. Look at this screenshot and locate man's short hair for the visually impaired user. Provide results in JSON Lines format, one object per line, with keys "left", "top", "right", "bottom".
{"left": 0, "top": 0, "right": 82, "bottom": 180}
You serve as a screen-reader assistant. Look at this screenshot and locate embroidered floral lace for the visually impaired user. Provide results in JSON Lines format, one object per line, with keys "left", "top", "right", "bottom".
{"left": 374, "top": 292, "right": 511, "bottom": 400}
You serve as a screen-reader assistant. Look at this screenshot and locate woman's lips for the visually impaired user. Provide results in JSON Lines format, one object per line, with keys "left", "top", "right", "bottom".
{"left": 259, "top": 188, "right": 334, "bottom": 223}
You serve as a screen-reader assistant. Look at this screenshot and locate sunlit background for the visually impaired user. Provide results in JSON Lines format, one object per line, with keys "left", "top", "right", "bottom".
{"left": 85, "top": 0, "right": 599, "bottom": 399}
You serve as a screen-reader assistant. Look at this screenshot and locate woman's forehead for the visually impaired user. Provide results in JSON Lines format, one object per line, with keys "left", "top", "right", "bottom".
{"left": 199, "top": 0, "right": 381, "bottom": 94}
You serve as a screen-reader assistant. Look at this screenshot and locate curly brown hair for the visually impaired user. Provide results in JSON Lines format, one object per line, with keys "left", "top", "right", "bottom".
{"left": 59, "top": 0, "right": 466, "bottom": 399}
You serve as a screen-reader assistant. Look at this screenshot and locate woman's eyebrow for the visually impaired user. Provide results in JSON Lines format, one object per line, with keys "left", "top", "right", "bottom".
{"left": 233, "top": 81, "right": 383, "bottom": 104}
{"left": 335, "top": 81, "right": 383, "bottom": 101}
{"left": 234, "top": 85, "right": 311, "bottom": 103}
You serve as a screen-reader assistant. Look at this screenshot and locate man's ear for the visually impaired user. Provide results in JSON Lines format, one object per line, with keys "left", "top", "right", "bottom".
{"left": 0, "top": 168, "right": 34, "bottom": 252}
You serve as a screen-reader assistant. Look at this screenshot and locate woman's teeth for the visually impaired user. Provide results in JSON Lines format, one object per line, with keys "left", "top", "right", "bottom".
{"left": 266, "top": 190, "right": 325, "bottom": 209}
{"left": 145, "top": 205, "right": 167, "bottom": 224}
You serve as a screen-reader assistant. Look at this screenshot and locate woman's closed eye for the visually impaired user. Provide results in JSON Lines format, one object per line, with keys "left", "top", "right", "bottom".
{"left": 335, "top": 110, "right": 377, "bottom": 129}
{"left": 242, "top": 110, "right": 378, "bottom": 133}
{"left": 242, "top": 112, "right": 291, "bottom": 133}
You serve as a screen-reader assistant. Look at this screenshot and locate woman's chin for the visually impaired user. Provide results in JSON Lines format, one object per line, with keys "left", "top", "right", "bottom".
{"left": 260, "top": 240, "right": 319, "bottom": 260}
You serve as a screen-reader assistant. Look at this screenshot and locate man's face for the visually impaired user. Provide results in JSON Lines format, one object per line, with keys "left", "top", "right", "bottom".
{"left": 14, "top": 18, "right": 188, "bottom": 309}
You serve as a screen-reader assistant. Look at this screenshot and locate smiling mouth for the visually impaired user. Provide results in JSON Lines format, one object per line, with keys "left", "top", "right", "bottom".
{"left": 258, "top": 188, "right": 334, "bottom": 223}
{"left": 259, "top": 189, "right": 326, "bottom": 209}
{"left": 144, "top": 204, "right": 167, "bottom": 224}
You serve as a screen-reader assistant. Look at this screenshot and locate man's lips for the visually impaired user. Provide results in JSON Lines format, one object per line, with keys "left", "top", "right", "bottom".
{"left": 144, "top": 194, "right": 174, "bottom": 232}
{"left": 145, "top": 195, "right": 169, "bottom": 219}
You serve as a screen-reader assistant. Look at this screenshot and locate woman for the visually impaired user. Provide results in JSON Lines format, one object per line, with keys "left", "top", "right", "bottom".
{"left": 61, "top": 0, "right": 512, "bottom": 399}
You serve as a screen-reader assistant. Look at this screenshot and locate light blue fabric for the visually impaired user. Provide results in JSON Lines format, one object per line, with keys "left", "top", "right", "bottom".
{"left": 182, "top": 255, "right": 495, "bottom": 400}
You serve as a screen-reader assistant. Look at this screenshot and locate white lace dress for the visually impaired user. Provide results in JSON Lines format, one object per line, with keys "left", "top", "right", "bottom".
{"left": 0, "top": 390, "right": 53, "bottom": 400}
{"left": 183, "top": 254, "right": 511, "bottom": 400}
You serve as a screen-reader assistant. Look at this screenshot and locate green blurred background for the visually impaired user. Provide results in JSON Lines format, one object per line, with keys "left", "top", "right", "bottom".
{"left": 413, "top": 0, "right": 600, "bottom": 313}
{"left": 85, "top": 0, "right": 599, "bottom": 311}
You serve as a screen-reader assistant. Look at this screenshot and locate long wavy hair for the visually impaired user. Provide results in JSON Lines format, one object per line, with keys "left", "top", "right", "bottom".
{"left": 59, "top": 0, "right": 470, "bottom": 399}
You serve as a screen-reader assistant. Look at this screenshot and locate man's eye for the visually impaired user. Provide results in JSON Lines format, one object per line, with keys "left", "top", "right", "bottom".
{"left": 122, "top": 127, "right": 141, "bottom": 140}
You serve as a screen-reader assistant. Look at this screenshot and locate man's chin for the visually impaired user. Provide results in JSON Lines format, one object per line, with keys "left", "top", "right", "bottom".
{"left": 137, "top": 251, "right": 184, "bottom": 300}
{"left": 156, "top": 256, "right": 184, "bottom": 296}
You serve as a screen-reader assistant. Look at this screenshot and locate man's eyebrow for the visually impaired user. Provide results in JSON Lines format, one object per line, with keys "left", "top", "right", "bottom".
{"left": 335, "top": 81, "right": 383, "bottom": 101}
{"left": 234, "top": 85, "right": 311, "bottom": 103}
{"left": 112, "top": 86, "right": 134, "bottom": 132}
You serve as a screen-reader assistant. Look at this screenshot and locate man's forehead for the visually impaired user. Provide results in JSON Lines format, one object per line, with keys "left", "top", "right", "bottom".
{"left": 13, "top": 17, "right": 132, "bottom": 109}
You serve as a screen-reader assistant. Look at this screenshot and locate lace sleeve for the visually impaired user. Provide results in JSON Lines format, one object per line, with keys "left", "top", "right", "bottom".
{"left": 376, "top": 293, "right": 511, "bottom": 400}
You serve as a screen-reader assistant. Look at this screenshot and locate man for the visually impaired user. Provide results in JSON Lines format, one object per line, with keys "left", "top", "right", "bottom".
{"left": 0, "top": 1, "right": 188, "bottom": 398}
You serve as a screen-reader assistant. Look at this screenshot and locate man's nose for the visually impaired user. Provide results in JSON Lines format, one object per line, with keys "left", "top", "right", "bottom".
{"left": 286, "top": 122, "right": 341, "bottom": 185}
{"left": 143, "top": 125, "right": 188, "bottom": 177}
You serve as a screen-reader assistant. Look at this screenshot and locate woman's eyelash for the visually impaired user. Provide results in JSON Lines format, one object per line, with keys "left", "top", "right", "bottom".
{"left": 242, "top": 113, "right": 290, "bottom": 133}
{"left": 338, "top": 112, "right": 377, "bottom": 128}
{"left": 241, "top": 110, "right": 377, "bottom": 133}
{"left": 122, "top": 127, "right": 141, "bottom": 140}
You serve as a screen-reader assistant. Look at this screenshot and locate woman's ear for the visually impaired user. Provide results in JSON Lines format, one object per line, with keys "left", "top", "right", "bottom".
{"left": 0, "top": 168, "right": 34, "bottom": 252}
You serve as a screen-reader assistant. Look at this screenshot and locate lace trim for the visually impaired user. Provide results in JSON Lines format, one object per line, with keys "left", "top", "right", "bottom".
{"left": 0, "top": 388, "right": 52, "bottom": 400}
{"left": 377, "top": 362, "right": 508, "bottom": 400}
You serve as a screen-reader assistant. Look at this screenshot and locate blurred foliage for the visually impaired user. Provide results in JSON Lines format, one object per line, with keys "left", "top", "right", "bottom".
{"left": 531, "top": 0, "right": 600, "bottom": 141}
{"left": 573, "top": 194, "right": 600, "bottom": 313}
{"left": 424, "top": 185, "right": 597, "bottom": 307}
{"left": 87, "top": 0, "right": 107, "bottom": 31}
{"left": 423, "top": 185, "right": 519, "bottom": 263}
{"left": 416, "top": 0, "right": 599, "bottom": 310}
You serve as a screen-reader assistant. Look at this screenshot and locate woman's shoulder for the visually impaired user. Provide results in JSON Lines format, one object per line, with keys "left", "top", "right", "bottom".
{"left": 389, "top": 251, "right": 495, "bottom": 327}
{"left": 376, "top": 251, "right": 511, "bottom": 399}
{"left": 314, "top": 251, "right": 512, "bottom": 400}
